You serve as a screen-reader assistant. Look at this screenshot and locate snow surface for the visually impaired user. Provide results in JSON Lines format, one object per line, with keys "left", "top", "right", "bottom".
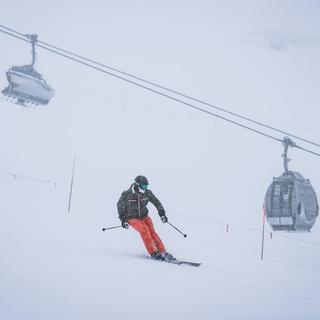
{"left": 1, "top": 1, "right": 320, "bottom": 319}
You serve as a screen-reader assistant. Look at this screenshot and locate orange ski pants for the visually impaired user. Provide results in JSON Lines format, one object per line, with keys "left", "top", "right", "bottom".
{"left": 128, "top": 216, "right": 166, "bottom": 255}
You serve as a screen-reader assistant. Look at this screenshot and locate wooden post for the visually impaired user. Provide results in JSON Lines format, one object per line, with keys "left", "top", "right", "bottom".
{"left": 68, "top": 156, "right": 76, "bottom": 212}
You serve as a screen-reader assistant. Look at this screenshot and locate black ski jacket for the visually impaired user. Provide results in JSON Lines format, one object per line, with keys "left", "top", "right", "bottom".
{"left": 117, "top": 183, "right": 165, "bottom": 222}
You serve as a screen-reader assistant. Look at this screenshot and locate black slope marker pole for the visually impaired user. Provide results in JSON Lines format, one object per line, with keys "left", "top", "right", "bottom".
{"left": 68, "top": 156, "right": 76, "bottom": 212}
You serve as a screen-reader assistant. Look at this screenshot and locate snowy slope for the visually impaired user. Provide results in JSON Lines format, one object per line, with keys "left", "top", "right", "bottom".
{"left": 1, "top": 179, "right": 320, "bottom": 320}
{"left": 1, "top": 1, "right": 320, "bottom": 319}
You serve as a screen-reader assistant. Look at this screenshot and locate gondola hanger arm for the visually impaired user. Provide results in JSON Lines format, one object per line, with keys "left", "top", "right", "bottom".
{"left": 282, "top": 136, "right": 296, "bottom": 174}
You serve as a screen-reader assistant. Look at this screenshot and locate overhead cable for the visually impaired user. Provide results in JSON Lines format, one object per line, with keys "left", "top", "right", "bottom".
{"left": 1, "top": 24, "right": 319, "bottom": 149}
{"left": 1, "top": 27, "right": 320, "bottom": 158}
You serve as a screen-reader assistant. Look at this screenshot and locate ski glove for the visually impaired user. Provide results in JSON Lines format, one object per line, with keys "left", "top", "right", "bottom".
{"left": 160, "top": 215, "right": 168, "bottom": 223}
{"left": 121, "top": 220, "right": 129, "bottom": 229}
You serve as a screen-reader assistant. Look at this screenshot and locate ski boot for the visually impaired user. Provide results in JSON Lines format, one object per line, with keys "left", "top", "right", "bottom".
{"left": 151, "top": 251, "right": 165, "bottom": 261}
{"left": 162, "top": 252, "right": 176, "bottom": 262}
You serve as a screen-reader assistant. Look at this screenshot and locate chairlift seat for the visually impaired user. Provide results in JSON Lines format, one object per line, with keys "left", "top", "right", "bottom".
{"left": 2, "top": 65, "right": 54, "bottom": 106}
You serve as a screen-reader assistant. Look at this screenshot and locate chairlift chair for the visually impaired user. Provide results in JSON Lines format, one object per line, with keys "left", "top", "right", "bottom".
{"left": 2, "top": 34, "right": 54, "bottom": 107}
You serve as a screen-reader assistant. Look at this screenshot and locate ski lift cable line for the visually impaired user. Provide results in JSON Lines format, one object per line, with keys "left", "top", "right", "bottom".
{"left": 1, "top": 24, "right": 319, "bottom": 149}
{"left": 0, "top": 29, "right": 283, "bottom": 142}
{"left": 37, "top": 44, "right": 320, "bottom": 149}
{"left": 1, "top": 28, "right": 320, "bottom": 159}
{"left": 294, "top": 144, "right": 320, "bottom": 158}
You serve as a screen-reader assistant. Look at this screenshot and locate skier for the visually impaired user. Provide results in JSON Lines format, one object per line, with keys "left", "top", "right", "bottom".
{"left": 117, "top": 175, "right": 175, "bottom": 261}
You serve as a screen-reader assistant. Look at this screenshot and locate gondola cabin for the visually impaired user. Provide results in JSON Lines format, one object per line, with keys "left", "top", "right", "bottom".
{"left": 265, "top": 171, "right": 318, "bottom": 231}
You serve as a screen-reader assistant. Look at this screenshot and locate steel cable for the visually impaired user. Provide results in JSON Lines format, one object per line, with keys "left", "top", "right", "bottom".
{"left": 1, "top": 24, "right": 319, "bottom": 148}
{"left": 0, "top": 26, "right": 320, "bottom": 159}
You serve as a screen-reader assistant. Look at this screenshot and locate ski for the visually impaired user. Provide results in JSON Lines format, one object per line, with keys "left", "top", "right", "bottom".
{"left": 162, "top": 258, "right": 201, "bottom": 267}
{"left": 149, "top": 253, "right": 201, "bottom": 266}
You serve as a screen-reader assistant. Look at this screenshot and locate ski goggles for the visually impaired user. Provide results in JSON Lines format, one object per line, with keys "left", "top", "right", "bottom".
{"left": 140, "top": 184, "right": 149, "bottom": 190}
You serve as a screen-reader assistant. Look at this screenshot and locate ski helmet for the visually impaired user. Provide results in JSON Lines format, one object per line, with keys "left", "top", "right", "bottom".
{"left": 135, "top": 175, "right": 149, "bottom": 187}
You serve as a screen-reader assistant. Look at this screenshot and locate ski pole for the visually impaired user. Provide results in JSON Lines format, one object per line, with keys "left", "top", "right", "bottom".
{"left": 167, "top": 222, "right": 187, "bottom": 238}
{"left": 102, "top": 226, "right": 122, "bottom": 232}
